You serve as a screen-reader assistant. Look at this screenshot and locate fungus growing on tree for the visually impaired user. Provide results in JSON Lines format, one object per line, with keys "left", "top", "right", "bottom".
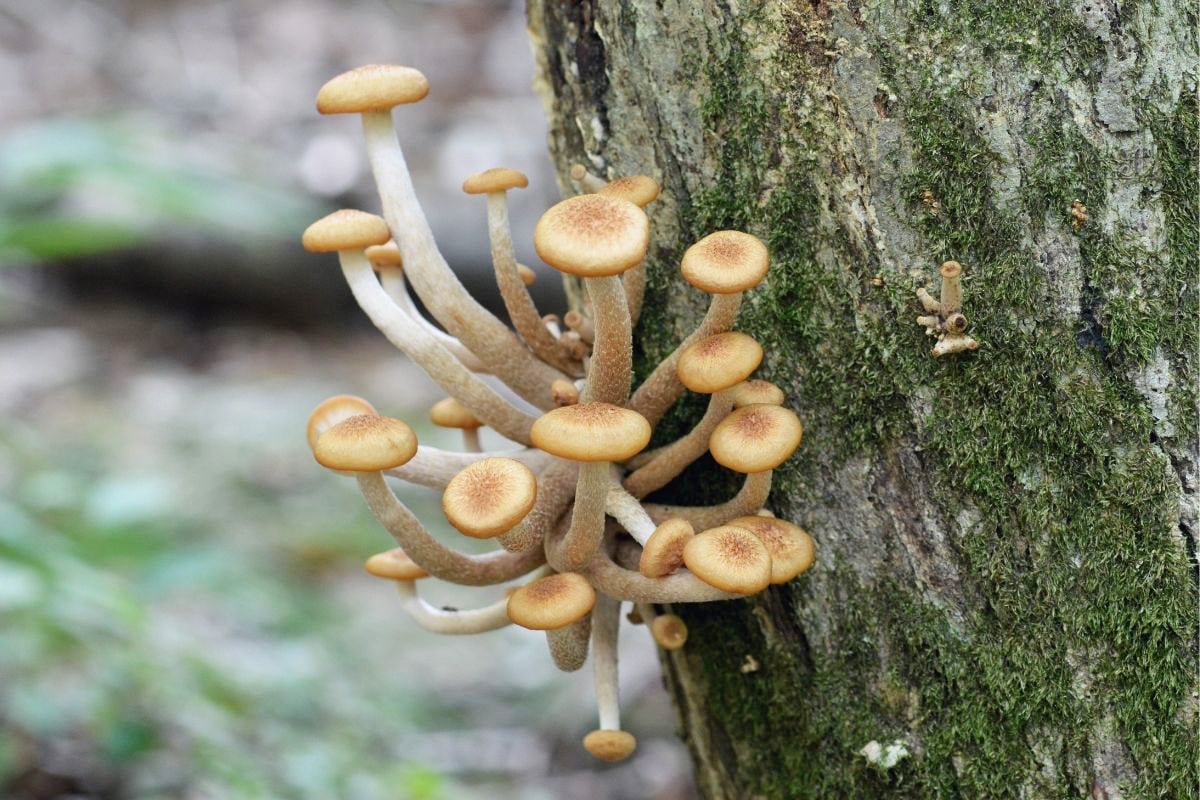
{"left": 302, "top": 64, "right": 817, "bottom": 764}
{"left": 916, "top": 260, "right": 980, "bottom": 357}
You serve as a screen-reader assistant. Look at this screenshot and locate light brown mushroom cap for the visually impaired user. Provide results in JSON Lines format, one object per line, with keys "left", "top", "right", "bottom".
{"left": 533, "top": 195, "right": 649, "bottom": 277}
{"left": 442, "top": 457, "right": 537, "bottom": 539}
{"left": 507, "top": 572, "right": 596, "bottom": 630}
{"left": 730, "top": 379, "right": 785, "bottom": 408}
{"left": 940, "top": 260, "right": 962, "bottom": 279}
{"left": 677, "top": 332, "right": 764, "bottom": 394}
{"left": 306, "top": 394, "right": 378, "bottom": 452}
{"left": 429, "top": 397, "right": 482, "bottom": 430}
{"left": 550, "top": 379, "right": 580, "bottom": 407}
{"left": 302, "top": 209, "right": 392, "bottom": 253}
{"left": 517, "top": 264, "right": 537, "bottom": 286}
{"left": 650, "top": 614, "right": 688, "bottom": 650}
{"left": 597, "top": 175, "right": 661, "bottom": 207}
{"left": 364, "top": 547, "right": 429, "bottom": 581}
{"left": 709, "top": 404, "right": 803, "bottom": 473}
{"left": 680, "top": 230, "right": 770, "bottom": 294}
{"left": 728, "top": 516, "right": 815, "bottom": 584}
{"left": 365, "top": 241, "right": 403, "bottom": 269}
{"left": 316, "top": 64, "right": 429, "bottom": 114}
{"left": 682, "top": 525, "right": 772, "bottom": 594}
{"left": 313, "top": 414, "right": 418, "bottom": 472}
{"left": 583, "top": 729, "right": 638, "bottom": 762}
{"left": 462, "top": 167, "right": 529, "bottom": 194}
{"left": 530, "top": 403, "right": 650, "bottom": 462}
{"left": 638, "top": 518, "right": 695, "bottom": 578}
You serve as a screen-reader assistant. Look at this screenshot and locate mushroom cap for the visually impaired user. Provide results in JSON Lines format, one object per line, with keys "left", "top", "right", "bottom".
{"left": 313, "top": 414, "right": 418, "bottom": 472}
{"left": 940, "top": 260, "right": 962, "bottom": 279}
{"left": 550, "top": 379, "right": 580, "bottom": 407}
{"left": 728, "top": 516, "right": 815, "bottom": 584}
{"left": 597, "top": 175, "right": 661, "bottom": 207}
{"left": 442, "top": 457, "right": 537, "bottom": 539}
{"left": 530, "top": 403, "right": 651, "bottom": 462}
{"left": 306, "top": 394, "right": 378, "bottom": 452}
{"left": 365, "top": 241, "right": 403, "bottom": 269}
{"left": 682, "top": 525, "right": 772, "bottom": 594}
{"left": 462, "top": 167, "right": 529, "bottom": 194}
{"left": 429, "top": 397, "right": 482, "bottom": 430}
{"left": 650, "top": 614, "right": 688, "bottom": 650}
{"left": 517, "top": 263, "right": 537, "bottom": 286}
{"left": 709, "top": 404, "right": 803, "bottom": 473}
{"left": 302, "top": 209, "right": 391, "bottom": 253}
{"left": 680, "top": 230, "right": 770, "bottom": 294}
{"left": 638, "top": 518, "right": 695, "bottom": 578}
{"left": 364, "top": 547, "right": 428, "bottom": 581}
{"left": 730, "top": 379, "right": 785, "bottom": 408}
{"left": 316, "top": 64, "right": 429, "bottom": 114}
{"left": 583, "top": 730, "right": 638, "bottom": 762}
{"left": 507, "top": 572, "right": 596, "bottom": 630}
{"left": 533, "top": 195, "right": 649, "bottom": 277}
{"left": 677, "top": 332, "right": 764, "bottom": 394}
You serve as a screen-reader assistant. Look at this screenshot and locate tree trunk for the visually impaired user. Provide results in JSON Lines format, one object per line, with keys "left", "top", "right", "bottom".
{"left": 527, "top": 2, "right": 1197, "bottom": 798}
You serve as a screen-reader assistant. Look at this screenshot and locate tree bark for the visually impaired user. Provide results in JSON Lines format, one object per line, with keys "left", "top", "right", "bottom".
{"left": 527, "top": 2, "right": 1197, "bottom": 798}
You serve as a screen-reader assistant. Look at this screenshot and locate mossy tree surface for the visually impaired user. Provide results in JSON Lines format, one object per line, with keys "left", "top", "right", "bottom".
{"left": 528, "top": 1, "right": 1197, "bottom": 798}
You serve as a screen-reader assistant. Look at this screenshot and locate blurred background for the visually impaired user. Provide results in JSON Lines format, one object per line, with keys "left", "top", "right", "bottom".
{"left": 0, "top": 1, "right": 697, "bottom": 798}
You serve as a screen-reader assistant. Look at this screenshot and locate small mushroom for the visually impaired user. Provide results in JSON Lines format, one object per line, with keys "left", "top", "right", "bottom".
{"left": 682, "top": 525, "right": 772, "bottom": 595}
{"left": 442, "top": 457, "right": 538, "bottom": 540}
{"left": 727, "top": 515, "right": 816, "bottom": 584}
{"left": 430, "top": 397, "right": 484, "bottom": 452}
{"left": 506, "top": 571, "right": 596, "bottom": 630}
{"left": 583, "top": 594, "right": 637, "bottom": 762}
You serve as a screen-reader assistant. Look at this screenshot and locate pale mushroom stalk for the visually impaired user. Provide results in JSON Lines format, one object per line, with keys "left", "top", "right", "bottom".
{"left": 579, "top": 276, "right": 632, "bottom": 405}
{"left": 563, "top": 310, "right": 595, "bottom": 344}
{"left": 591, "top": 594, "right": 623, "bottom": 732}
{"left": 561, "top": 461, "right": 611, "bottom": 570}
{"left": 360, "top": 112, "right": 568, "bottom": 407}
{"left": 394, "top": 571, "right": 550, "bottom": 635}
{"left": 356, "top": 471, "right": 544, "bottom": 585}
{"left": 570, "top": 163, "right": 607, "bottom": 193}
{"left": 385, "top": 445, "right": 552, "bottom": 491}
{"left": 624, "top": 262, "right": 647, "bottom": 330}
{"left": 627, "top": 293, "right": 742, "bottom": 427}
{"left": 643, "top": 471, "right": 772, "bottom": 531}
{"left": 586, "top": 537, "right": 737, "bottom": 603}
{"left": 461, "top": 428, "right": 482, "bottom": 453}
{"left": 484, "top": 190, "right": 579, "bottom": 373}
{"left": 546, "top": 614, "right": 591, "bottom": 672}
{"left": 938, "top": 260, "right": 963, "bottom": 313}
{"left": 622, "top": 388, "right": 736, "bottom": 498}
{"left": 340, "top": 250, "right": 536, "bottom": 444}
{"left": 378, "top": 266, "right": 488, "bottom": 372}
{"left": 604, "top": 482, "right": 657, "bottom": 545}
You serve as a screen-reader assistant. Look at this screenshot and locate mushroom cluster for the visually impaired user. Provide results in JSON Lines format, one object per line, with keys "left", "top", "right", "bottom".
{"left": 301, "top": 65, "right": 816, "bottom": 763}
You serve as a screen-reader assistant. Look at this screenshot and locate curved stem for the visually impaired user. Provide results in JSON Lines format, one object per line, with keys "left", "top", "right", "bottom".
{"left": 497, "top": 459, "right": 578, "bottom": 552}
{"left": 588, "top": 538, "right": 737, "bottom": 603}
{"left": 340, "top": 250, "right": 536, "bottom": 445}
{"left": 385, "top": 445, "right": 551, "bottom": 491}
{"left": 357, "top": 471, "right": 544, "bottom": 586}
{"left": 560, "top": 461, "right": 610, "bottom": 571}
{"left": 643, "top": 471, "right": 772, "bottom": 531}
{"left": 394, "top": 571, "right": 548, "bottom": 634}
{"left": 361, "top": 112, "right": 568, "bottom": 407}
{"left": 378, "top": 266, "right": 487, "bottom": 373}
{"left": 591, "top": 594, "right": 622, "bottom": 731}
{"left": 622, "top": 389, "right": 735, "bottom": 498}
{"left": 605, "top": 483, "right": 656, "bottom": 545}
{"left": 581, "top": 276, "right": 632, "bottom": 405}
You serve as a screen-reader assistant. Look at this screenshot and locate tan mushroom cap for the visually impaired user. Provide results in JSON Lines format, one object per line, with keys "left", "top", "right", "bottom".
{"left": 530, "top": 403, "right": 650, "bottom": 463}
{"left": 533, "top": 195, "right": 649, "bottom": 277}
{"left": 550, "top": 379, "right": 580, "bottom": 407}
{"left": 442, "top": 457, "right": 537, "bottom": 539}
{"left": 728, "top": 516, "right": 815, "bottom": 584}
{"left": 365, "top": 241, "right": 403, "bottom": 269}
{"left": 677, "top": 332, "right": 764, "bottom": 394}
{"left": 306, "top": 394, "right": 378, "bottom": 452}
{"left": 517, "top": 264, "right": 537, "bottom": 286}
{"left": 680, "top": 230, "right": 770, "bottom": 294}
{"left": 682, "top": 525, "right": 772, "bottom": 594}
{"left": 730, "top": 379, "right": 785, "bottom": 408}
{"left": 940, "top": 260, "right": 962, "bottom": 279}
{"left": 709, "top": 404, "right": 803, "bottom": 474}
{"left": 364, "top": 547, "right": 429, "bottom": 581}
{"left": 316, "top": 64, "right": 429, "bottom": 114}
{"left": 638, "top": 518, "right": 695, "bottom": 578}
{"left": 597, "top": 175, "right": 661, "bottom": 207}
{"left": 430, "top": 397, "right": 482, "bottom": 430}
{"left": 507, "top": 572, "right": 596, "bottom": 630}
{"left": 302, "top": 209, "right": 391, "bottom": 253}
{"left": 650, "top": 614, "right": 688, "bottom": 650}
{"left": 313, "top": 414, "right": 418, "bottom": 472}
{"left": 462, "top": 167, "right": 529, "bottom": 194}
{"left": 583, "top": 729, "right": 637, "bottom": 762}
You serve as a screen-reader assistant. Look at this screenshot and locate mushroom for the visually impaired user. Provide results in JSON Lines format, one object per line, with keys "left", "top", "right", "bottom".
{"left": 682, "top": 525, "right": 772, "bottom": 595}
{"left": 506, "top": 571, "right": 596, "bottom": 630}
{"left": 634, "top": 604, "right": 688, "bottom": 650}
{"left": 442, "top": 457, "right": 538, "bottom": 542}
{"left": 430, "top": 397, "right": 484, "bottom": 452}
{"left": 596, "top": 174, "right": 661, "bottom": 327}
{"left": 569, "top": 163, "right": 607, "bottom": 193}
{"left": 306, "top": 394, "right": 379, "bottom": 475}
{"left": 729, "top": 379, "right": 785, "bottom": 408}
{"left": 916, "top": 260, "right": 979, "bottom": 357}
{"left": 317, "top": 65, "right": 568, "bottom": 406}
{"left": 582, "top": 594, "right": 637, "bottom": 762}
{"left": 727, "top": 515, "right": 816, "bottom": 584}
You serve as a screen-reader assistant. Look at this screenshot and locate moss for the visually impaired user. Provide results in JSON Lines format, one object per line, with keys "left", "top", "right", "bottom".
{"left": 645, "top": 1, "right": 1197, "bottom": 798}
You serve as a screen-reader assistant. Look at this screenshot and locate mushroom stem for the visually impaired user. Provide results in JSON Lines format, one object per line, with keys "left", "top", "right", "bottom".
{"left": 385, "top": 445, "right": 551, "bottom": 491}
{"left": 570, "top": 163, "right": 607, "bottom": 193}
{"left": 916, "top": 287, "right": 942, "bottom": 314}
{"left": 485, "top": 191, "right": 579, "bottom": 374}
{"left": 340, "top": 250, "right": 536, "bottom": 445}
{"left": 624, "top": 262, "right": 647, "bottom": 330}
{"left": 622, "top": 389, "right": 736, "bottom": 498}
{"left": 589, "top": 537, "right": 737, "bottom": 603}
{"left": 498, "top": 459, "right": 579, "bottom": 552}
{"left": 939, "top": 261, "right": 963, "bottom": 314}
{"left": 378, "top": 266, "right": 488, "bottom": 372}
{"left": 643, "top": 471, "right": 772, "bottom": 531}
{"left": 628, "top": 293, "right": 742, "bottom": 428}
{"left": 560, "top": 461, "right": 612, "bottom": 571}
{"left": 361, "top": 112, "right": 567, "bottom": 407}
{"left": 356, "top": 471, "right": 545, "bottom": 585}
{"left": 591, "top": 594, "right": 623, "bottom": 731}
{"left": 604, "top": 483, "right": 656, "bottom": 545}
{"left": 563, "top": 310, "right": 595, "bottom": 344}
{"left": 461, "top": 428, "right": 481, "bottom": 453}
{"left": 394, "top": 570, "right": 549, "bottom": 634}
{"left": 546, "top": 614, "right": 592, "bottom": 672}
{"left": 580, "top": 276, "right": 633, "bottom": 406}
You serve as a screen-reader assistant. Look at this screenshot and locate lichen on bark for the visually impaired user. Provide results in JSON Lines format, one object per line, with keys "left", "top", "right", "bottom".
{"left": 527, "top": 1, "right": 1197, "bottom": 797}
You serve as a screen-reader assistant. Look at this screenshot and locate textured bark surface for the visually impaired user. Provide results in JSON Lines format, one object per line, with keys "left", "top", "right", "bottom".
{"left": 527, "top": 2, "right": 1197, "bottom": 798}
